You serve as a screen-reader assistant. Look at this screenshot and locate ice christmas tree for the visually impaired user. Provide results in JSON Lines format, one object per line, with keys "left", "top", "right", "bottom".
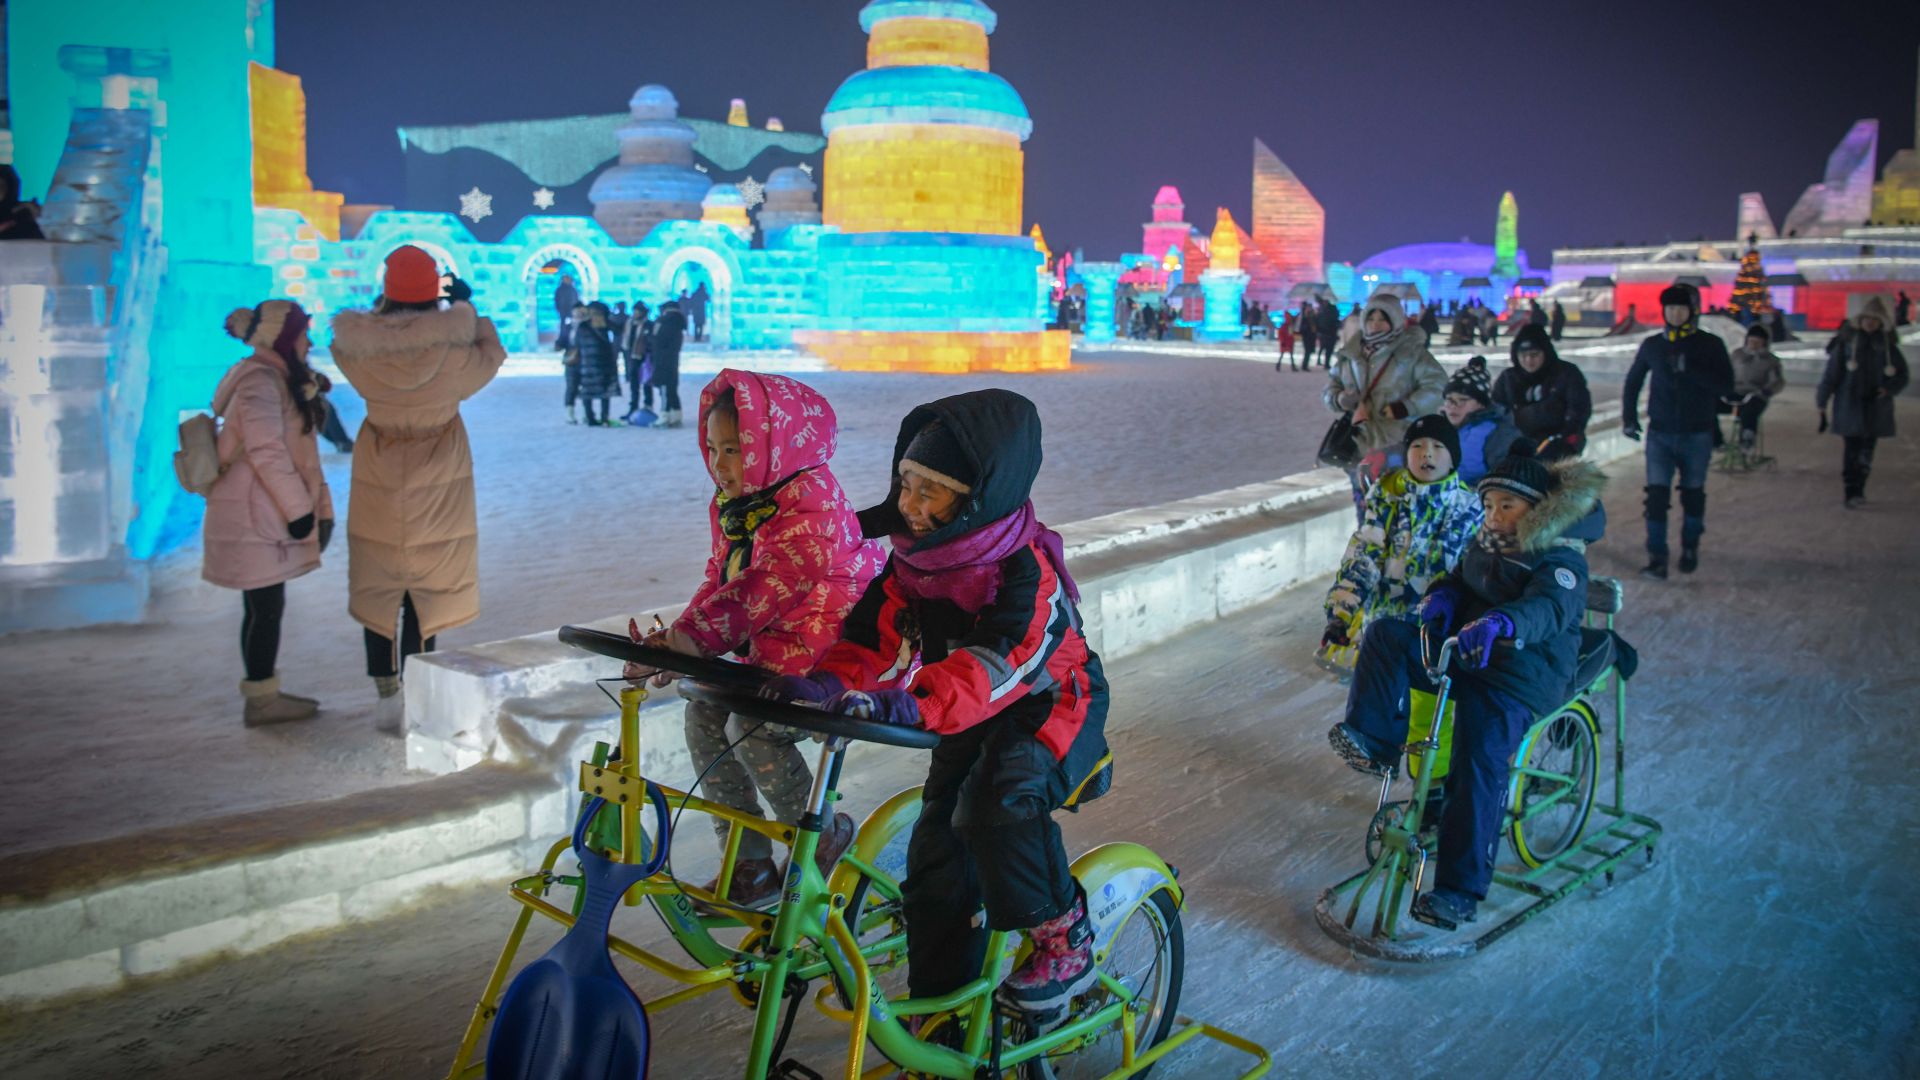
{"left": 1729, "top": 236, "right": 1772, "bottom": 319}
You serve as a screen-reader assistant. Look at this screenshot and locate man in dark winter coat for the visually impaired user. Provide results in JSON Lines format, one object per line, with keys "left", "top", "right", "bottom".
{"left": 648, "top": 300, "right": 689, "bottom": 428}
{"left": 1330, "top": 450, "right": 1608, "bottom": 927}
{"left": 1300, "top": 302, "right": 1320, "bottom": 361}
{"left": 1621, "top": 284, "right": 1735, "bottom": 578}
{"left": 1527, "top": 300, "right": 1548, "bottom": 328}
{"left": 1549, "top": 301, "right": 1566, "bottom": 341}
{"left": 621, "top": 300, "right": 653, "bottom": 422}
{"left": 1493, "top": 324, "right": 1593, "bottom": 461}
{"left": 1315, "top": 299, "right": 1341, "bottom": 367}
{"left": 688, "top": 282, "right": 710, "bottom": 342}
{"left": 1419, "top": 304, "right": 1441, "bottom": 342}
{"left": 573, "top": 302, "right": 619, "bottom": 426}
{"left": 1816, "top": 294, "right": 1909, "bottom": 506}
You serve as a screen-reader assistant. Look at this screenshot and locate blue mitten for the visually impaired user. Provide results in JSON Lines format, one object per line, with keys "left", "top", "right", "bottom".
{"left": 1416, "top": 589, "right": 1458, "bottom": 639}
{"left": 759, "top": 672, "right": 846, "bottom": 704}
{"left": 1456, "top": 612, "right": 1515, "bottom": 669}
{"left": 825, "top": 689, "right": 922, "bottom": 727}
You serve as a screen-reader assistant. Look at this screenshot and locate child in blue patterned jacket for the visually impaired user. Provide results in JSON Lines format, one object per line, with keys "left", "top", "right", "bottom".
{"left": 1320, "top": 414, "right": 1483, "bottom": 663}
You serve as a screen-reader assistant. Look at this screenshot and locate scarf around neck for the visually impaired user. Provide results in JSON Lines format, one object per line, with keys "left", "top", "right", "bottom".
{"left": 1361, "top": 325, "right": 1400, "bottom": 358}
{"left": 1475, "top": 524, "right": 1522, "bottom": 556}
{"left": 716, "top": 472, "right": 800, "bottom": 581}
{"left": 890, "top": 500, "right": 1079, "bottom": 614}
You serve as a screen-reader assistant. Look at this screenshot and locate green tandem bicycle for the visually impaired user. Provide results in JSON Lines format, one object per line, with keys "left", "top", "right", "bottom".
{"left": 448, "top": 626, "right": 1271, "bottom": 1079}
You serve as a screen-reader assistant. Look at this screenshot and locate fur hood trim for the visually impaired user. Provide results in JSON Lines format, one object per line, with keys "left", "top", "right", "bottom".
{"left": 1515, "top": 457, "right": 1606, "bottom": 552}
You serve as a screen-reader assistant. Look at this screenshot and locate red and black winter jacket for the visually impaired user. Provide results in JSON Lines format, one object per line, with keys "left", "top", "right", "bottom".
{"left": 814, "top": 544, "right": 1107, "bottom": 770}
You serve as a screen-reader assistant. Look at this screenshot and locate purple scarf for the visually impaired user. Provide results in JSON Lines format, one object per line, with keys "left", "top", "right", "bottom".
{"left": 890, "top": 500, "right": 1080, "bottom": 614}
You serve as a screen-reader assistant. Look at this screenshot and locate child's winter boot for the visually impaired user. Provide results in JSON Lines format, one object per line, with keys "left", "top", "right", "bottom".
{"left": 373, "top": 675, "right": 404, "bottom": 735}
{"left": 241, "top": 675, "right": 319, "bottom": 727}
{"left": 997, "top": 882, "right": 1097, "bottom": 1019}
{"left": 566, "top": 404, "right": 578, "bottom": 425}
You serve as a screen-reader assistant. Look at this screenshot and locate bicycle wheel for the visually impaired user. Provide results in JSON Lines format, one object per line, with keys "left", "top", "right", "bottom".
{"left": 1012, "top": 888, "right": 1184, "bottom": 1080}
{"left": 833, "top": 824, "right": 914, "bottom": 1010}
{"left": 1507, "top": 701, "right": 1600, "bottom": 867}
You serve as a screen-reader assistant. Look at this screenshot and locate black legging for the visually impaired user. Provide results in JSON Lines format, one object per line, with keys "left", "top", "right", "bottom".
{"left": 365, "top": 592, "right": 437, "bottom": 678}
{"left": 241, "top": 583, "right": 286, "bottom": 682}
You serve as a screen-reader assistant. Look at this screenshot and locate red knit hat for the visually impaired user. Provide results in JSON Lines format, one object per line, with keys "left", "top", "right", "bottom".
{"left": 383, "top": 245, "right": 441, "bottom": 304}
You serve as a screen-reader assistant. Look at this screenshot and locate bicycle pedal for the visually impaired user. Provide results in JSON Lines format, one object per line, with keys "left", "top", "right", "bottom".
{"left": 1408, "top": 900, "right": 1458, "bottom": 932}
{"left": 774, "top": 1059, "right": 825, "bottom": 1080}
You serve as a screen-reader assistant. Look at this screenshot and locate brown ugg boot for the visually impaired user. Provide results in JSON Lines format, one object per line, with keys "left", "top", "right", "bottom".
{"left": 241, "top": 675, "right": 319, "bottom": 727}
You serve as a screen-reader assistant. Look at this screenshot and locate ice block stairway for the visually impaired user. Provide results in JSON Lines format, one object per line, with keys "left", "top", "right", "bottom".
{"left": 0, "top": 106, "right": 163, "bottom": 632}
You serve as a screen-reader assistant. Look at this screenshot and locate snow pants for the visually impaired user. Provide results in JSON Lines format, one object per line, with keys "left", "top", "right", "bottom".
{"left": 1843, "top": 436, "right": 1877, "bottom": 499}
{"left": 682, "top": 700, "right": 814, "bottom": 862}
{"left": 1644, "top": 430, "right": 1712, "bottom": 555}
{"left": 1344, "top": 618, "right": 1533, "bottom": 900}
{"left": 904, "top": 720, "right": 1075, "bottom": 997}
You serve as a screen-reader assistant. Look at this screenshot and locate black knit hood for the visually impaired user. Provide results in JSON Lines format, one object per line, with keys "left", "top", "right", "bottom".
{"left": 1505, "top": 324, "right": 1567, "bottom": 388}
{"left": 859, "top": 388, "right": 1044, "bottom": 550}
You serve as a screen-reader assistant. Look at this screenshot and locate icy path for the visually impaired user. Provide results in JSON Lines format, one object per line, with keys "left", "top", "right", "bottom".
{"left": 0, "top": 353, "right": 1370, "bottom": 858}
{"left": 0, "top": 396, "right": 1911, "bottom": 1077}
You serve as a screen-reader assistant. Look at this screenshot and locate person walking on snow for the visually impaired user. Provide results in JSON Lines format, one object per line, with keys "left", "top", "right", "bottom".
{"left": 1316, "top": 298, "right": 1341, "bottom": 367}
{"left": 330, "top": 246, "right": 506, "bottom": 734}
{"left": 1816, "top": 294, "right": 1909, "bottom": 507}
{"left": 1550, "top": 300, "right": 1566, "bottom": 341}
{"left": 649, "top": 299, "right": 689, "bottom": 428}
{"left": 1621, "top": 283, "right": 1734, "bottom": 579}
{"left": 202, "top": 300, "right": 335, "bottom": 726}
{"left": 688, "top": 281, "right": 710, "bottom": 342}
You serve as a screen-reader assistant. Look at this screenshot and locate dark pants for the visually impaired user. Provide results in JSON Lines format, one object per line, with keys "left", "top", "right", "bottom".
{"left": 581, "top": 396, "right": 607, "bottom": 424}
{"left": 365, "top": 592, "right": 437, "bottom": 678}
{"left": 563, "top": 364, "right": 581, "bottom": 408}
{"left": 241, "top": 583, "right": 285, "bottom": 682}
{"left": 1736, "top": 396, "right": 1767, "bottom": 443}
{"left": 1644, "top": 430, "right": 1713, "bottom": 554}
{"left": 1843, "top": 435, "right": 1877, "bottom": 498}
{"left": 317, "top": 397, "right": 354, "bottom": 452}
{"left": 1319, "top": 338, "right": 1335, "bottom": 366}
{"left": 1344, "top": 618, "right": 1533, "bottom": 900}
{"left": 652, "top": 379, "right": 681, "bottom": 413}
{"left": 903, "top": 721, "right": 1074, "bottom": 997}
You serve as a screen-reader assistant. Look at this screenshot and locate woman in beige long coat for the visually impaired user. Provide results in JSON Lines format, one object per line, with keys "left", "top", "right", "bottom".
{"left": 1323, "top": 292, "right": 1449, "bottom": 512}
{"left": 330, "top": 245, "right": 506, "bottom": 733}
{"left": 202, "top": 300, "right": 335, "bottom": 725}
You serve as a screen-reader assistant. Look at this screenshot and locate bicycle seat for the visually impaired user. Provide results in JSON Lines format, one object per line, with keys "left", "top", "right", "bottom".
{"left": 559, "top": 624, "right": 772, "bottom": 690}
{"left": 1572, "top": 627, "right": 1615, "bottom": 692}
{"left": 676, "top": 680, "right": 942, "bottom": 750}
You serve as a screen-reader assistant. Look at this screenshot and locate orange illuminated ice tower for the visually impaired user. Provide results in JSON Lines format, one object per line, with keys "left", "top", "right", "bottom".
{"left": 797, "top": 0, "right": 1068, "bottom": 373}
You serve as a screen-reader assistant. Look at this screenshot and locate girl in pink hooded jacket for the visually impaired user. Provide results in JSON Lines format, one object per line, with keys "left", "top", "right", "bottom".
{"left": 624, "top": 369, "right": 879, "bottom": 907}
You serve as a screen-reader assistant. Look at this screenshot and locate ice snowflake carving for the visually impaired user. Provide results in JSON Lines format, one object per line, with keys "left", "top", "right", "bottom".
{"left": 532, "top": 187, "right": 556, "bottom": 210}
{"left": 458, "top": 186, "right": 494, "bottom": 223}
{"left": 738, "top": 176, "right": 765, "bottom": 210}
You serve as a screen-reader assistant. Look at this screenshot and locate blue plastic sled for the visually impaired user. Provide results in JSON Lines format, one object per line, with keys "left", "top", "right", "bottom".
{"left": 487, "top": 788, "right": 672, "bottom": 1079}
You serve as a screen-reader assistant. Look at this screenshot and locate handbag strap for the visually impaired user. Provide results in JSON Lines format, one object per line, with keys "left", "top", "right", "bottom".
{"left": 1357, "top": 349, "right": 1394, "bottom": 406}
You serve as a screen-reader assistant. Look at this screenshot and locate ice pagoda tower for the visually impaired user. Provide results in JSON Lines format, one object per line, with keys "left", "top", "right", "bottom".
{"left": 797, "top": 0, "right": 1067, "bottom": 372}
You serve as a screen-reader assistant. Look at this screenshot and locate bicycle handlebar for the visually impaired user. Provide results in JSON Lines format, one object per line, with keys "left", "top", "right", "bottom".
{"left": 677, "top": 680, "right": 942, "bottom": 751}
{"left": 558, "top": 624, "right": 773, "bottom": 690}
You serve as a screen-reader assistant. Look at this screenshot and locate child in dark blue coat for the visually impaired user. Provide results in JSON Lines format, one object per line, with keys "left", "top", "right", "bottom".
{"left": 1328, "top": 448, "right": 1606, "bottom": 925}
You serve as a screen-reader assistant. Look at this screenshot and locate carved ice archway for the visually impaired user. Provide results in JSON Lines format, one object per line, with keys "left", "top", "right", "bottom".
{"left": 518, "top": 242, "right": 604, "bottom": 348}
{"left": 654, "top": 245, "right": 737, "bottom": 350}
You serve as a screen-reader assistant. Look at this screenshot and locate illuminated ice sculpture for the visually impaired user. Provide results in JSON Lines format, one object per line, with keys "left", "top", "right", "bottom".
{"left": 1198, "top": 208, "right": 1250, "bottom": 342}
{"left": 795, "top": 0, "right": 1068, "bottom": 373}
{"left": 1076, "top": 261, "right": 1123, "bottom": 343}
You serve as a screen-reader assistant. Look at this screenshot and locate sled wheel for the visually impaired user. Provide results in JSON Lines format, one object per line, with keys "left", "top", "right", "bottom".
{"left": 1009, "top": 889, "right": 1185, "bottom": 1079}
{"left": 1508, "top": 701, "right": 1600, "bottom": 867}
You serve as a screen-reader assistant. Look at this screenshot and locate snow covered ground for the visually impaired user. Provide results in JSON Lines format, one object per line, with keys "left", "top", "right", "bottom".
{"left": 0, "top": 351, "right": 1396, "bottom": 857}
{"left": 0, "top": 395, "right": 1912, "bottom": 1078}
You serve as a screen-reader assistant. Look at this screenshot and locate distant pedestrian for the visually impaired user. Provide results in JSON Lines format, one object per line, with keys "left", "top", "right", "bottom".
{"left": 1621, "top": 284, "right": 1734, "bottom": 579}
{"left": 1315, "top": 299, "right": 1340, "bottom": 367}
{"left": 203, "top": 300, "right": 334, "bottom": 726}
{"left": 330, "top": 245, "right": 506, "bottom": 734}
{"left": 1816, "top": 295, "right": 1908, "bottom": 507}
{"left": 1895, "top": 290, "right": 1911, "bottom": 327}
{"left": 1418, "top": 304, "right": 1440, "bottom": 342}
{"left": 560, "top": 304, "right": 588, "bottom": 424}
{"left": 622, "top": 300, "right": 654, "bottom": 423}
{"left": 574, "top": 301, "right": 619, "bottom": 426}
{"left": 689, "top": 281, "right": 711, "bottom": 342}
{"left": 649, "top": 299, "right": 689, "bottom": 428}
{"left": 1300, "top": 302, "right": 1320, "bottom": 362}
{"left": 1276, "top": 309, "right": 1298, "bottom": 370}
{"left": 1549, "top": 300, "right": 1566, "bottom": 341}
{"left": 1528, "top": 299, "right": 1548, "bottom": 328}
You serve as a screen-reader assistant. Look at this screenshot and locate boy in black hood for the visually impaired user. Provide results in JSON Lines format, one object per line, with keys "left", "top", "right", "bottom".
{"left": 1329, "top": 448, "right": 1607, "bottom": 927}
{"left": 1622, "top": 284, "right": 1735, "bottom": 577}
{"left": 762, "top": 389, "right": 1111, "bottom": 1021}
{"left": 1492, "top": 324, "right": 1592, "bottom": 461}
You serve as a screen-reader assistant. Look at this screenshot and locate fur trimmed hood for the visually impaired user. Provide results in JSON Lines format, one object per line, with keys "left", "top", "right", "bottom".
{"left": 329, "top": 304, "right": 501, "bottom": 402}
{"left": 1514, "top": 457, "right": 1607, "bottom": 552}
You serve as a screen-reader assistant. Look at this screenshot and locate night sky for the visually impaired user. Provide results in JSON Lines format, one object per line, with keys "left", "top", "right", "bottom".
{"left": 283, "top": 0, "right": 1920, "bottom": 264}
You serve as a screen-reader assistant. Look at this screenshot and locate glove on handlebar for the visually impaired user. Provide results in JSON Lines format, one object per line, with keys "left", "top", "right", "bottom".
{"left": 1416, "top": 590, "right": 1458, "bottom": 638}
{"left": 825, "top": 688, "right": 922, "bottom": 728}
{"left": 1321, "top": 617, "right": 1352, "bottom": 648}
{"left": 759, "top": 672, "right": 846, "bottom": 704}
{"left": 1457, "top": 612, "right": 1514, "bottom": 670}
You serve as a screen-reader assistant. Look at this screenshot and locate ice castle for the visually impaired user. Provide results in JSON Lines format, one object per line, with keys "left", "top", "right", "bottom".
{"left": 0, "top": 0, "right": 1064, "bottom": 629}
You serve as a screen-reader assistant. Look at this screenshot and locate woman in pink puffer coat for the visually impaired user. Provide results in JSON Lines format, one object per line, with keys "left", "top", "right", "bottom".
{"left": 201, "top": 300, "right": 335, "bottom": 726}
{"left": 623, "top": 369, "right": 880, "bottom": 907}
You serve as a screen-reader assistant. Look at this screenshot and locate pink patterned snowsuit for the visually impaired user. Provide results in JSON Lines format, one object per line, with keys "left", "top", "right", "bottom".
{"left": 673, "top": 370, "right": 880, "bottom": 863}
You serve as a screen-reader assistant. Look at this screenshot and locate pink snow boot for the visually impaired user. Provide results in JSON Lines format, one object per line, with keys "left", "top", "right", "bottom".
{"left": 996, "top": 884, "right": 1097, "bottom": 1020}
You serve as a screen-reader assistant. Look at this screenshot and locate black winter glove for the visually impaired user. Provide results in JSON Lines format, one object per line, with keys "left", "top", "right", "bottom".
{"left": 318, "top": 518, "right": 334, "bottom": 553}
{"left": 288, "top": 513, "right": 315, "bottom": 541}
{"left": 1321, "top": 618, "right": 1351, "bottom": 649}
{"left": 1818, "top": 411, "right": 1829, "bottom": 434}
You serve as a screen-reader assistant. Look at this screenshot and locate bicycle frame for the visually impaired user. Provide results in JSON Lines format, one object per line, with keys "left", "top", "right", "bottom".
{"left": 451, "top": 684, "right": 1270, "bottom": 1079}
